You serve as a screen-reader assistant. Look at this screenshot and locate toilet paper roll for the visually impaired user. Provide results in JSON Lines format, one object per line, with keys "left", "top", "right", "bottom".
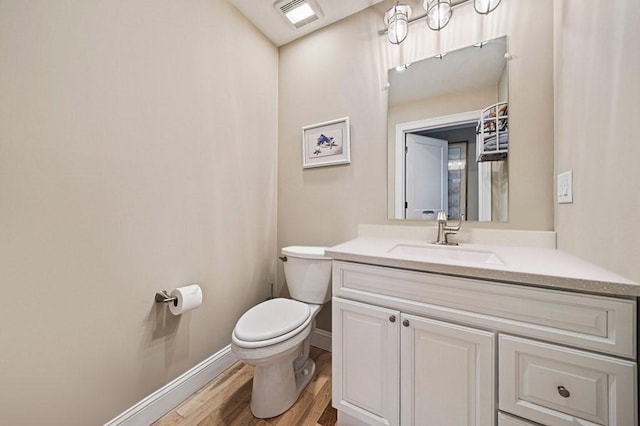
{"left": 169, "top": 284, "right": 203, "bottom": 316}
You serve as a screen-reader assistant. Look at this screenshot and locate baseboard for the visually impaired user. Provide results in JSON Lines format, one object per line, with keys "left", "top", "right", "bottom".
{"left": 311, "top": 328, "right": 332, "bottom": 352}
{"left": 105, "top": 345, "right": 237, "bottom": 426}
{"left": 106, "top": 330, "right": 330, "bottom": 425}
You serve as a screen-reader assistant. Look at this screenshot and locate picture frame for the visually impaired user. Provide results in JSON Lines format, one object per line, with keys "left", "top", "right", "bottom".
{"left": 302, "top": 116, "right": 350, "bottom": 168}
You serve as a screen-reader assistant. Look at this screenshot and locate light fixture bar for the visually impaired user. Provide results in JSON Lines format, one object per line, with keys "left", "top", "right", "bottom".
{"left": 380, "top": 0, "right": 470, "bottom": 35}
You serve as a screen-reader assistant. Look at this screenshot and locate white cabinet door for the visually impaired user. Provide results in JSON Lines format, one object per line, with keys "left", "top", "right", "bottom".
{"left": 332, "top": 298, "right": 400, "bottom": 426}
{"left": 400, "top": 313, "right": 496, "bottom": 426}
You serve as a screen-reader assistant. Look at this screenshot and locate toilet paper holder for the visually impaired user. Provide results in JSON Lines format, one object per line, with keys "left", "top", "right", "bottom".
{"left": 155, "top": 290, "right": 178, "bottom": 306}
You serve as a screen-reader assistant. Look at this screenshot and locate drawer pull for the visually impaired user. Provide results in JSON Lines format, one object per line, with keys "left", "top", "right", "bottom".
{"left": 389, "top": 315, "right": 396, "bottom": 323}
{"left": 403, "top": 319, "right": 410, "bottom": 327}
{"left": 557, "top": 385, "right": 571, "bottom": 398}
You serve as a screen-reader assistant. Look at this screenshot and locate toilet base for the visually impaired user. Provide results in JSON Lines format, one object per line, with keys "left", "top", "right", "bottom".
{"left": 249, "top": 349, "right": 317, "bottom": 418}
{"left": 294, "top": 358, "right": 316, "bottom": 397}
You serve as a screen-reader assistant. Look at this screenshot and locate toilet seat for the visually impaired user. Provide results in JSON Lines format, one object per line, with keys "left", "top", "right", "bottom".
{"left": 232, "top": 299, "right": 317, "bottom": 349}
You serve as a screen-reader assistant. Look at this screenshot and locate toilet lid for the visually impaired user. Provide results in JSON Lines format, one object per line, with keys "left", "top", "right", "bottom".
{"left": 281, "top": 246, "right": 330, "bottom": 260}
{"left": 234, "top": 298, "right": 310, "bottom": 342}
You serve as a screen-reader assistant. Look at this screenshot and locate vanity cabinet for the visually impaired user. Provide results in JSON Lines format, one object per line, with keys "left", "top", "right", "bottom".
{"left": 333, "top": 298, "right": 494, "bottom": 426}
{"left": 331, "top": 260, "right": 638, "bottom": 426}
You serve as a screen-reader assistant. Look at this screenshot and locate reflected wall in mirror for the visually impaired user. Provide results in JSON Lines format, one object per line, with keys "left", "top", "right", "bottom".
{"left": 388, "top": 36, "right": 509, "bottom": 222}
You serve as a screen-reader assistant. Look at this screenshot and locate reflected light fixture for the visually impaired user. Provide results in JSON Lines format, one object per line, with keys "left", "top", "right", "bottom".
{"left": 425, "top": 0, "right": 452, "bottom": 31}
{"left": 384, "top": 3, "right": 412, "bottom": 45}
{"left": 395, "top": 63, "right": 412, "bottom": 71}
{"left": 474, "top": 0, "right": 502, "bottom": 14}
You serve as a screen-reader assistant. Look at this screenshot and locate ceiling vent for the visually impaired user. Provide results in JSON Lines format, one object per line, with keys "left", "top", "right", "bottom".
{"left": 275, "top": 0, "right": 323, "bottom": 29}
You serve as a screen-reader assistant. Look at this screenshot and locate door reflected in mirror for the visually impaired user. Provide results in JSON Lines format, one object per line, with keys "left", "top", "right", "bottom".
{"left": 387, "top": 36, "right": 509, "bottom": 222}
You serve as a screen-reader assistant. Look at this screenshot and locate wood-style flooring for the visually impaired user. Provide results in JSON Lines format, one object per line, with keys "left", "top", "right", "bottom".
{"left": 154, "top": 347, "right": 337, "bottom": 426}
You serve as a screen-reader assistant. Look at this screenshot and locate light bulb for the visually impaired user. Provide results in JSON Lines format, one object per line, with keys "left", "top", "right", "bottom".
{"left": 385, "top": 4, "right": 412, "bottom": 45}
{"left": 388, "top": 17, "right": 408, "bottom": 44}
{"left": 474, "top": 0, "right": 501, "bottom": 14}
{"left": 424, "top": 0, "right": 452, "bottom": 31}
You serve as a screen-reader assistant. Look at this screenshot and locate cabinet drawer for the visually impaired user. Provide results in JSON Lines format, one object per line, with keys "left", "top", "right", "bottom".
{"left": 499, "top": 335, "right": 637, "bottom": 426}
{"left": 333, "top": 261, "right": 636, "bottom": 357}
{"left": 498, "top": 412, "right": 541, "bottom": 426}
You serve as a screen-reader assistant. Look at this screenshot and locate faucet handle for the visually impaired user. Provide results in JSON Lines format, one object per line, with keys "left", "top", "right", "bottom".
{"left": 444, "top": 213, "right": 465, "bottom": 231}
{"left": 436, "top": 211, "right": 448, "bottom": 221}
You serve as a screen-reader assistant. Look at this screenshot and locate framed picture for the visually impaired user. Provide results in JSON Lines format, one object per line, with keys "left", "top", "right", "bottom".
{"left": 302, "top": 117, "right": 350, "bottom": 168}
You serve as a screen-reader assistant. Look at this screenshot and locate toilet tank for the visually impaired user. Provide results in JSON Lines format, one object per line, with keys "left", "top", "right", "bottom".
{"left": 281, "top": 246, "right": 332, "bottom": 304}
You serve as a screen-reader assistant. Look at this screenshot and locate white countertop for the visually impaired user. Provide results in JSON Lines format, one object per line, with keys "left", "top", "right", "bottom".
{"left": 326, "top": 237, "right": 640, "bottom": 297}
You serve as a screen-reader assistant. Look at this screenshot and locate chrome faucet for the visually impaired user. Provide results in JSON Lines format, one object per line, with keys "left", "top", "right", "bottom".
{"left": 433, "top": 211, "right": 464, "bottom": 245}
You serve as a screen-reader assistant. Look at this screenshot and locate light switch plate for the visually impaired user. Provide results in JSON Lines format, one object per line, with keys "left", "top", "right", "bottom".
{"left": 557, "top": 170, "right": 573, "bottom": 204}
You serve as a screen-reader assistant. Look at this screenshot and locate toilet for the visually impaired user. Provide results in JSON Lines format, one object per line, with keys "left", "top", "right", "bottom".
{"left": 231, "top": 246, "right": 332, "bottom": 419}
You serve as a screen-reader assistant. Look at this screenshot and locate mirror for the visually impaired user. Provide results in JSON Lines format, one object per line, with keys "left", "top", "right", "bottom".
{"left": 387, "top": 36, "right": 509, "bottom": 222}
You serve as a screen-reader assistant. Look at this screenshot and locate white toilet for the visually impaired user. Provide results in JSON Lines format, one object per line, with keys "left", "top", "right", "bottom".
{"left": 231, "top": 246, "right": 332, "bottom": 419}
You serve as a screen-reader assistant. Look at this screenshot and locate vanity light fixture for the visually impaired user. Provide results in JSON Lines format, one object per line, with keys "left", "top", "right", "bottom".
{"left": 474, "top": 0, "right": 502, "bottom": 14}
{"left": 425, "top": 0, "right": 452, "bottom": 31}
{"left": 383, "top": 0, "right": 503, "bottom": 45}
{"left": 385, "top": 3, "right": 412, "bottom": 45}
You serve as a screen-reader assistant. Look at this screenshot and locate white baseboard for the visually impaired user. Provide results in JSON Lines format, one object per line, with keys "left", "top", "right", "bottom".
{"left": 311, "top": 328, "right": 332, "bottom": 352}
{"left": 106, "top": 330, "right": 331, "bottom": 426}
{"left": 105, "top": 345, "right": 237, "bottom": 426}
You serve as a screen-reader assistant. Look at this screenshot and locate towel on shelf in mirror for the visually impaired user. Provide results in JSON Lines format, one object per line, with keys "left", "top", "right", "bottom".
{"left": 483, "top": 132, "right": 508, "bottom": 150}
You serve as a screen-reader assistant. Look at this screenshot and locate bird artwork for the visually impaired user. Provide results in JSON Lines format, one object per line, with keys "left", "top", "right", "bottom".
{"left": 314, "top": 134, "right": 332, "bottom": 156}
{"left": 316, "top": 134, "right": 334, "bottom": 147}
{"left": 314, "top": 133, "right": 339, "bottom": 155}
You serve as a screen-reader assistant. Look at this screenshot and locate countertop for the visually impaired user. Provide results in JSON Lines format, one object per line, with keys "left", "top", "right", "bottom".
{"left": 326, "top": 237, "right": 640, "bottom": 297}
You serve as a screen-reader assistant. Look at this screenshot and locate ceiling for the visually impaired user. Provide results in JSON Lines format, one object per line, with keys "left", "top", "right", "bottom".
{"left": 227, "top": 0, "right": 385, "bottom": 47}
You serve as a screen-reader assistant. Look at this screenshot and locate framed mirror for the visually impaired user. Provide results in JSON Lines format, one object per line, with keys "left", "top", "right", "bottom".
{"left": 387, "top": 36, "right": 509, "bottom": 222}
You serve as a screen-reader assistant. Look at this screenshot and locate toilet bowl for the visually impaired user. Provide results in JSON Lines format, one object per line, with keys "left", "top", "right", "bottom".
{"left": 231, "top": 246, "right": 332, "bottom": 419}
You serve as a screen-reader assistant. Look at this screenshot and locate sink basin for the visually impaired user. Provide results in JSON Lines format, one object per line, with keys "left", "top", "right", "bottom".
{"left": 387, "top": 243, "right": 505, "bottom": 266}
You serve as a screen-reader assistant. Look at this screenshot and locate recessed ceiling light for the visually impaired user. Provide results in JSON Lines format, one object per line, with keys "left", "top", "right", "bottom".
{"left": 275, "top": 0, "right": 322, "bottom": 29}
{"left": 285, "top": 3, "right": 315, "bottom": 24}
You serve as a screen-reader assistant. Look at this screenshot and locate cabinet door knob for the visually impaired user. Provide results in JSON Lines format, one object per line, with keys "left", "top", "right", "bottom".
{"left": 389, "top": 315, "right": 396, "bottom": 323}
{"left": 557, "top": 385, "right": 570, "bottom": 398}
{"left": 402, "top": 319, "right": 410, "bottom": 327}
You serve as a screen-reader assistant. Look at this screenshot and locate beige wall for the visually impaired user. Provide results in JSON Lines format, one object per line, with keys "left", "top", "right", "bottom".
{"left": 0, "top": 0, "right": 278, "bottom": 424}
{"left": 554, "top": 0, "right": 640, "bottom": 282}
{"left": 278, "top": 0, "right": 555, "bottom": 330}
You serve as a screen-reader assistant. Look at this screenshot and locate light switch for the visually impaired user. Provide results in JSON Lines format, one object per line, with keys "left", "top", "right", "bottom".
{"left": 557, "top": 170, "right": 573, "bottom": 204}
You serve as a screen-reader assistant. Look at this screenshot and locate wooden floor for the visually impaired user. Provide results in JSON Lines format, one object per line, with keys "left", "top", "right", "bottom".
{"left": 154, "top": 347, "right": 337, "bottom": 426}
